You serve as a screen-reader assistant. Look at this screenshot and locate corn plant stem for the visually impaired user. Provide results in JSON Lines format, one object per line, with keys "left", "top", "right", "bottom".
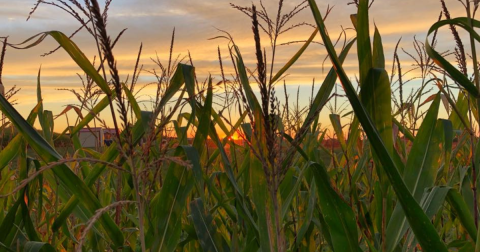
{"left": 127, "top": 156, "right": 146, "bottom": 252}
{"left": 86, "top": 2, "right": 123, "bottom": 146}
{"left": 411, "top": 30, "right": 437, "bottom": 138}
{"left": 290, "top": 205, "right": 298, "bottom": 248}
{"left": 87, "top": 2, "right": 132, "bottom": 235}
{"left": 271, "top": 186, "right": 284, "bottom": 252}
{"left": 467, "top": 0, "right": 479, "bottom": 228}
{"left": 468, "top": 96, "right": 478, "bottom": 228}
{"left": 87, "top": 11, "right": 125, "bottom": 228}
{"left": 382, "top": 197, "right": 387, "bottom": 252}
{"left": 477, "top": 221, "right": 480, "bottom": 252}
{"left": 115, "top": 169, "right": 122, "bottom": 225}
{"left": 52, "top": 176, "right": 59, "bottom": 247}
{"left": 344, "top": 152, "right": 353, "bottom": 207}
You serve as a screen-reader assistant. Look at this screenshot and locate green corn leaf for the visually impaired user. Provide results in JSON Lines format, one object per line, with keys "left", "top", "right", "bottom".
{"left": 250, "top": 150, "right": 276, "bottom": 252}
{"left": 271, "top": 28, "right": 318, "bottom": 83}
{"left": 189, "top": 78, "right": 214, "bottom": 201}
{"left": 21, "top": 197, "right": 41, "bottom": 242}
{"left": 372, "top": 26, "right": 385, "bottom": 69}
{"left": 448, "top": 91, "right": 469, "bottom": 131}
{"left": 43, "top": 110, "right": 54, "bottom": 145}
{"left": 360, "top": 68, "right": 393, "bottom": 192}
{"left": 202, "top": 173, "right": 238, "bottom": 223}
{"left": 241, "top": 123, "right": 252, "bottom": 141}
{"left": 11, "top": 31, "right": 111, "bottom": 94}
{"left": 296, "top": 179, "right": 317, "bottom": 248}
{"left": 150, "top": 146, "right": 201, "bottom": 252}
{"left": 280, "top": 38, "right": 356, "bottom": 170}
{"left": 280, "top": 161, "right": 309, "bottom": 220}
{"left": 21, "top": 157, "right": 41, "bottom": 242}
{"left": 403, "top": 186, "right": 452, "bottom": 250}
{"left": 346, "top": 118, "right": 361, "bottom": 155}
{"left": 206, "top": 120, "right": 259, "bottom": 234}
{"left": 361, "top": 69, "right": 392, "bottom": 154}
{"left": 190, "top": 198, "right": 230, "bottom": 252}
{"left": 51, "top": 118, "right": 147, "bottom": 232}
{"left": 157, "top": 64, "right": 194, "bottom": 112}
{"left": 329, "top": 114, "right": 347, "bottom": 152}
{"left": 69, "top": 126, "right": 92, "bottom": 178}
{"left": 122, "top": 83, "right": 142, "bottom": 121}
{"left": 386, "top": 94, "right": 443, "bottom": 251}
{"left": 0, "top": 242, "right": 14, "bottom": 252}
{"left": 440, "top": 119, "right": 453, "bottom": 169}
{"left": 233, "top": 45, "right": 262, "bottom": 116}
{"left": 70, "top": 91, "right": 116, "bottom": 136}
{"left": 352, "top": 148, "right": 370, "bottom": 184}
{"left": 404, "top": 96, "right": 442, "bottom": 195}
{"left": 36, "top": 67, "right": 45, "bottom": 136}
{"left": 393, "top": 117, "right": 415, "bottom": 142}
{"left": 47, "top": 31, "right": 112, "bottom": 94}
{"left": 0, "top": 93, "right": 124, "bottom": 247}
{"left": 23, "top": 241, "right": 56, "bottom": 252}
{"left": 210, "top": 109, "right": 230, "bottom": 136}
{"left": 206, "top": 111, "right": 247, "bottom": 168}
{"left": 301, "top": 39, "right": 356, "bottom": 141}
{"left": 53, "top": 64, "right": 193, "bottom": 232}
{"left": 307, "top": 1, "right": 448, "bottom": 250}
{"left": 447, "top": 189, "right": 477, "bottom": 239}
{"left": 356, "top": 0, "right": 372, "bottom": 87}
{"left": 36, "top": 70, "right": 54, "bottom": 145}
{"left": 373, "top": 182, "right": 383, "bottom": 236}
{"left": 0, "top": 102, "right": 40, "bottom": 172}
{"left": 232, "top": 43, "right": 277, "bottom": 249}
{"left": 311, "top": 162, "right": 361, "bottom": 252}
{"left": 0, "top": 197, "right": 21, "bottom": 243}
{"left": 426, "top": 18, "right": 480, "bottom": 98}
{"left": 32, "top": 159, "right": 43, "bottom": 225}
{"left": 193, "top": 78, "right": 213, "bottom": 154}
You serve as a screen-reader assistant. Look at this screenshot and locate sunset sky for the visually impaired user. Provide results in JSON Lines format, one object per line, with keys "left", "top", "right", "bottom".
{"left": 0, "top": 0, "right": 467, "bottom": 132}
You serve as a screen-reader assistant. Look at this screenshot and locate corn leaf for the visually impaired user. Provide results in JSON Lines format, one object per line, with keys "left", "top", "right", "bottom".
{"left": 311, "top": 162, "right": 361, "bottom": 252}
{"left": 0, "top": 93, "right": 124, "bottom": 247}
{"left": 0, "top": 103, "right": 40, "bottom": 172}
{"left": 190, "top": 198, "right": 230, "bottom": 252}
{"left": 356, "top": 0, "right": 372, "bottom": 87}
{"left": 23, "top": 241, "right": 55, "bottom": 252}
{"left": 150, "top": 146, "right": 201, "bottom": 252}
{"left": 307, "top": 1, "right": 448, "bottom": 250}
{"left": 271, "top": 28, "right": 318, "bottom": 83}
{"left": 426, "top": 18, "right": 480, "bottom": 98}
{"left": 447, "top": 189, "right": 477, "bottom": 239}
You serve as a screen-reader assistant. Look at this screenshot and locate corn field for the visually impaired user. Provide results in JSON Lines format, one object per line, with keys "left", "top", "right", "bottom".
{"left": 1, "top": 0, "right": 480, "bottom": 251}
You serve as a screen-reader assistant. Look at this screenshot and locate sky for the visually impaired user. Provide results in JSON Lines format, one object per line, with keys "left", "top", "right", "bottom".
{"left": 0, "top": 0, "right": 469, "bottom": 133}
